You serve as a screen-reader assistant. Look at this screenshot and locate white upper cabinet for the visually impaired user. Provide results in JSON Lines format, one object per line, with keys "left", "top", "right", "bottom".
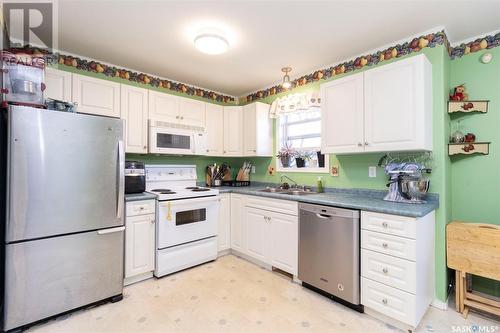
{"left": 148, "top": 90, "right": 179, "bottom": 123}
{"left": 121, "top": 85, "right": 149, "bottom": 153}
{"left": 44, "top": 67, "right": 72, "bottom": 102}
{"left": 321, "top": 72, "right": 365, "bottom": 154}
{"left": 72, "top": 74, "right": 120, "bottom": 118}
{"left": 243, "top": 102, "right": 273, "bottom": 157}
{"left": 223, "top": 106, "right": 243, "bottom": 156}
{"left": 179, "top": 97, "right": 206, "bottom": 127}
{"left": 321, "top": 54, "right": 432, "bottom": 154}
{"left": 364, "top": 55, "right": 432, "bottom": 152}
{"left": 205, "top": 103, "right": 224, "bottom": 156}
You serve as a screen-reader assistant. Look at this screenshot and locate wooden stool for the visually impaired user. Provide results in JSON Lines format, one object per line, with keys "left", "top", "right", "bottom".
{"left": 447, "top": 222, "right": 500, "bottom": 318}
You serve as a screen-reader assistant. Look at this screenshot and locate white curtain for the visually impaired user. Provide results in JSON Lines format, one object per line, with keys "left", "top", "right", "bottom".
{"left": 269, "top": 91, "right": 320, "bottom": 118}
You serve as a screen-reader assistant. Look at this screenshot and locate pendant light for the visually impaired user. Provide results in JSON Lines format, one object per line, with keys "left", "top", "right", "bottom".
{"left": 281, "top": 67, "right": 292, "bottom": 89}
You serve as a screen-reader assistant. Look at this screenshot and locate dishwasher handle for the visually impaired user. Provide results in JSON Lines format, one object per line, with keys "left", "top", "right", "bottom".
{"left": 315, "top": 213, "right": 332, "bottom": 219}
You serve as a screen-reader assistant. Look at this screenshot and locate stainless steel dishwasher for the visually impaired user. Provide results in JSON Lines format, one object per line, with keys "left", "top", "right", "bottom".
{"left": 298, "top": 202, "right": 362, "bottom": 311}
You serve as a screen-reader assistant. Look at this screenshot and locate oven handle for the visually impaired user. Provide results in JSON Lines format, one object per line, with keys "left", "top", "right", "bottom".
{"left": 158, "top": 195, "right": 220, "bottom": 207}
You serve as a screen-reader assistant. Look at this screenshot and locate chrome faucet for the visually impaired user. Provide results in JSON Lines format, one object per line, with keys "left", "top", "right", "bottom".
{"left": 280, "top": 175, "right": 298, "bottom": 188}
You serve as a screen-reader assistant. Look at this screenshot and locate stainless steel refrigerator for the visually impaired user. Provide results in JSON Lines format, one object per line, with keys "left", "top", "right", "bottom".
{"left": 2, "top": 105, "right": 125, "bottom": 331}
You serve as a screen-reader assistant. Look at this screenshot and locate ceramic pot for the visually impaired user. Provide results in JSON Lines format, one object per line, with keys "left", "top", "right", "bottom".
{"left": 280, "top": 156, "right": 292, "bottom": 168}
{"left": 295, "top": 158, "right": 305, "bottom": 168}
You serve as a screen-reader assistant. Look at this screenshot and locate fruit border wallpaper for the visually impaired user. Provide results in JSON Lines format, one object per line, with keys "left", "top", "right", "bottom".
{"left": 44, "top": 53, "right": 236, "bottom": 104}
{"left": 245, "top": 31, "right": 500, "bottom": 102}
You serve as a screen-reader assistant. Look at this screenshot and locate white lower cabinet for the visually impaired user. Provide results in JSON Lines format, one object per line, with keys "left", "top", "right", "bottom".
{"left": 124, "top": 200, "right": 156, "bottom": 285}
{"left": 230, "top": 194, "right": 245, "bottom": 253}
{"left": 217, "top": 193, "right": 231, "bottom": 252}
{"left": 361, "top": 210, "right": 435, "bottom": 329}
{"left": 238, "top": 196, "right": 298, "bottom": 276}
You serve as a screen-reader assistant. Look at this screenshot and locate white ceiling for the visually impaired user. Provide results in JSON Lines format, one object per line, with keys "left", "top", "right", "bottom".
{"left": 58, "top": 1, "right": 500, "bottom": 97}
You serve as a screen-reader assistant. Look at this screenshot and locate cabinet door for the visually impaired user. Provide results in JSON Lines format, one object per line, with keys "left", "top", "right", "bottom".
{"left": 364, "top": 54, "right": 432, "bottom": 152}
{"left": 217, "top": 193, "right": 231, "bottom": 252}
{"left": 148, "top": 90, "right": 179, "bottom": 122}
{"left": 243, "top": 103, "right": 257, "bottom": 156}
{"left": 244, "top": 206, "right": 269, "bottom": 263}
{"left": 121, "top": 85, "right": 148, "bottom": 153}
{"left": 179, "top": 97, "right": 205, "bottom": 127}
{"left": 254, "top": 102, "right": 273, "bottom": 156}
{"left": 205, "top": 103, "right": 224, "bottom": 156}
{"left": 44, "top": 67, "right": 72, "bottom": 101}
{"left": 223, "top": 106, "right": 243, "bottom": 156}
{"left": 230, "top": 194, "right": 245, "bottom": 253}
{"left": 125, "top": 213, "right": 155, "bottom": 278}
{"left": 320, "top": 73, "right": 364, "bottom": 154}
{"left": 269, "top": 211, "right": 298, "bottom": 275}
{"left": 72, "top": 74, "right": 120, "bottom": 118}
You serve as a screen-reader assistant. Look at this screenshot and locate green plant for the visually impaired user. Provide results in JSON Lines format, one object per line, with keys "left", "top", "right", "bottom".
{"left": 277, "top": 143, "right": 295, "bottom": 158}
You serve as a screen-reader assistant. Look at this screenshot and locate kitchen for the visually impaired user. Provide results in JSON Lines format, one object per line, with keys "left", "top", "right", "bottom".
{"left": 1, "top": 1, "right": 500, "bottom": 332}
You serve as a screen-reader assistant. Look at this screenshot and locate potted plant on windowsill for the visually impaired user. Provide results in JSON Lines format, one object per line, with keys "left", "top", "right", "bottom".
{"left": 295, "top": 150, "right": 312, "bottom": 168}
{"left": 277, "top": 144, "right": 295, "bottom": 168}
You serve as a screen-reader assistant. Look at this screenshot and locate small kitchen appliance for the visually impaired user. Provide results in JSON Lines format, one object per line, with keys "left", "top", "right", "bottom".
{"left": 145, "top": 165, "right": 219, "bottom": 277}
{"left": 384, "top": 163, "right": 430, "bottom": 203}
{"left": 1, "top": 50, "right": 45, "bottom": 107}
{"left": 148, "top": 120, "right": 207, "bottom": 155}
{"left": 125, "top": 160, "right": 146, "bottom": 194}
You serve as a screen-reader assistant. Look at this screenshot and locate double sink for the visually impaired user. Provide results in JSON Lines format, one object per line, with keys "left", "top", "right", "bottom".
{"left": 259, "top": 187, "right": 316, "bottom": 196}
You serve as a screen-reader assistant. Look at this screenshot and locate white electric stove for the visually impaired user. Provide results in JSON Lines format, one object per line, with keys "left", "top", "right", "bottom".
{"left": 145, "top": 165, "right": 219, "bottom": 277}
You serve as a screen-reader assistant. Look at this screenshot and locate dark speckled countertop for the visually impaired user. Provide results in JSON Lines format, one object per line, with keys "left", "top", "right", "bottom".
{"left": 217, "top": 184, "right": 438, "bottom": 218}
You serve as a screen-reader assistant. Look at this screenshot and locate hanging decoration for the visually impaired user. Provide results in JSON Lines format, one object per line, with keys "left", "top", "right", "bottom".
{"left": 269, "top": 91, "right": 320, "bottom": 118}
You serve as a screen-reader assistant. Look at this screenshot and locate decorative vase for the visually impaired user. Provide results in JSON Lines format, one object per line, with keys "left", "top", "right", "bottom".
{"left": 295, "top": 158, "right": 305, "bottom": 168}
{"left": 317, "top": 151, "right": 325, "bottom": 167}
{"left": 280, "top": 156, "right": 291, "bottom": 168}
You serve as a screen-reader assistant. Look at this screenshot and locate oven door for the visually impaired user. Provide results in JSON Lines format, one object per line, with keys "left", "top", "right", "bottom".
{"left": 157, "top": 196, "right": 219, "bottom": 249}
{"left": 149, "top": 126, "right": 195, "bottom": 155}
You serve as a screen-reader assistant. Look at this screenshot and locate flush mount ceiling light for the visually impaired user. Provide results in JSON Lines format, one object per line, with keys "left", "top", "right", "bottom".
{"left": 281, "top": 67, "right": 292, "bottom": 89}
{"left": 194, "top": 32, "right": 229, "bottom": 55}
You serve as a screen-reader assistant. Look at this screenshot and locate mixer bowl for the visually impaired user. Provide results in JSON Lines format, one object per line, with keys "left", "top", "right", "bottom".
{"left": 405, "top": 179, "right": 430, "bottom": 200}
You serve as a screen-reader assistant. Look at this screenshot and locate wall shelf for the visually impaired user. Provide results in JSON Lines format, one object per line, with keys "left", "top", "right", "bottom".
{"left": 448, "top": 100, "right": 489, "bottom": 114}
{"left": 448, "top": 142, "right": 490, "bottom": 156}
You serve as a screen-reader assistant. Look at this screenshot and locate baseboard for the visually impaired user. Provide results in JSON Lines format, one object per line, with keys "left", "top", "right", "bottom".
{"left": 217, "top": 248, "right": 231, "bottom": 257}
{"left": 124, "top": 271, "right": 153, "bottom": 286}
{"left": 431, "top": 296, "right": 449, "bottom": 310}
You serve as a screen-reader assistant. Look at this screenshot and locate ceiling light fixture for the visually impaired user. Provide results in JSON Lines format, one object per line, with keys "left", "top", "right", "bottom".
{"left": 194, "top": 32, "right": 229, "bottom": 55}
{"left": 281, "top": 67, "right": 292, "bottom": 89}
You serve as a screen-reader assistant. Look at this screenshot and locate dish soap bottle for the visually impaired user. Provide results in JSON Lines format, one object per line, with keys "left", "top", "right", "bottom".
{"left": 317, "top": 176, "right": 324, "bottom": 193}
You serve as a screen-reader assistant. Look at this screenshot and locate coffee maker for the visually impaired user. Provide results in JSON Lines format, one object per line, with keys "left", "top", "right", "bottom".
{"left": 125, "top": 161, "right": 146, "bottom": 194}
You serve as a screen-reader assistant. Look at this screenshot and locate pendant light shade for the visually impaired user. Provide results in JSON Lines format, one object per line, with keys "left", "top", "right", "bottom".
{"left": 281, "top": 67, "right": 292, "bottom": 89}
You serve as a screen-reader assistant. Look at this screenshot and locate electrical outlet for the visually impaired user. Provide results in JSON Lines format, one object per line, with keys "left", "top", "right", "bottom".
{"left": 251, "top": 165, "right": 256, "bottom": 174}
{"left": 368, "top": 166, "right": 377, "bottom": 178}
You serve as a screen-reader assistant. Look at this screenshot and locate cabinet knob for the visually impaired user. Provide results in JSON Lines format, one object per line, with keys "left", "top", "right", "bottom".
{"left": 224, "top": 150, "right": 227, "bottom": 153}
{"left": 364, "top": 141, "right": 369, "bottom": 146}
{"left": 382, "top": 268, "right": 388, "bottom": 274}
{"left": 382, "top": 242, "right": 388, "bottom": 248}
{"left": 180, "top": 116, "right": 184, "bottom": 120}
{"left": 357, "top": 143, "right": 363, "bottom": 147}
{"left": 253, "top": 149, "right": 256, "bottom": 152}
{"left": 382, "top": 298, "right": 388, "bottom": 305}
{"left": 176, "top": 115, "right": 180, "bottom": 119}
{"left": 206, "top": 149, "right": 209, "bottom": 152}
{"left": 382, "top": 222, "right": 388, "bottom": 228}
{"left": 143, "top": 145, "right": 147, "bottom": 149}
{"left": 151, "top": 219, "right": 155, "bottom": 224}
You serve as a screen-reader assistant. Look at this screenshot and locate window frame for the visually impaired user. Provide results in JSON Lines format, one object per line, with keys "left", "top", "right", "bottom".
{"left": 275, "top": 110, "right": 329, "bottom": 173}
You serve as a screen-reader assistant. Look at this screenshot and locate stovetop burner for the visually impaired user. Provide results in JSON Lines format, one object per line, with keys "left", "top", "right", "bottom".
{"left": 192, "top": 188, "right": 210, "bottom": 192}
{"left": 185, "top": 186, "right": 199, "bottom": 190}
{"left": 151, "top": 188, "right": 176, "bottom": 194}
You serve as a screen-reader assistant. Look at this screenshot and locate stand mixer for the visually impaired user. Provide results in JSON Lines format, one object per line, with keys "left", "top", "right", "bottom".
{"left": 384, "top": 163, "right": 430, "bottom": 204}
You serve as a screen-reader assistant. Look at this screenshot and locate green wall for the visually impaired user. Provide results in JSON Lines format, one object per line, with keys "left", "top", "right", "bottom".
{"left": 449, "top": 47, "right": 500, "bottom": 296}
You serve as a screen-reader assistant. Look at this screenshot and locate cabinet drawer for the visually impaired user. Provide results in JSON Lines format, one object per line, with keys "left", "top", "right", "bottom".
{"left": 361, "top": 230, "right": 416, "bottom": 261}
{"left": 362, "top": 277, "right": 417, "bottom": 326}
{"left": 361, "top": 249, "right": 416, "bottom": 294}
{"left": 244, "top": 196, "right": 298, "bottom": 216}
{"left": 126, "top": 200, "right": 155, "bottom": 216}
{"left": 361, "top": 211, "right": 416, "bottom": 239}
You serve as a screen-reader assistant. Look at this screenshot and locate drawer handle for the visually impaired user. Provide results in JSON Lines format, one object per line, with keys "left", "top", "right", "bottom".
{"left": 151, "top": 219, "right": 155, "bottom": 224}
{"left": 382, "top": 268, "right": 389, "bottom": 274}
{"left": 382, "top": 222, "right": 388, "bottom": 228}
{"left": 382, "top": 242, "right": 388, "bottom": 248}
{"left": 382, "top": 298, "right": 388, "bottom": 305}
{"left": 139, "top": 207, "right": 144, "bottom": 210}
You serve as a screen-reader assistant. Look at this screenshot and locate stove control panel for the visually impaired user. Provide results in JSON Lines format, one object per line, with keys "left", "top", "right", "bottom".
{"left": 145, "top": 165, "right": 196, "bottom": 181}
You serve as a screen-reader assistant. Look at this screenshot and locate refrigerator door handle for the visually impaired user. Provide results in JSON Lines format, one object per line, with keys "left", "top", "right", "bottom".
{"left": 97, "top": 226, "right": 125, "bottom": 235}
{"left": 116, "top": 140, "right": 125, "bottom": 219}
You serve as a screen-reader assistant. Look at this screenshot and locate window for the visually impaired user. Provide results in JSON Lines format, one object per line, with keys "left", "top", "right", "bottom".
{"left": 277, "top": 107, "right": 328, "bottom": 172}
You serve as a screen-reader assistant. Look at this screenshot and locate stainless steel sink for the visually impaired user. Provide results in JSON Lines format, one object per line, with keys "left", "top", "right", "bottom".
{"left": 259, "top": 188, "right": 315, "bottom": 195}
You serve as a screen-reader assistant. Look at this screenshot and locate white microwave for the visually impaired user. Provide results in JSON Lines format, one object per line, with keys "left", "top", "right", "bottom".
{"left": 149, "top": 120, "right": 207, "bottom": 155}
